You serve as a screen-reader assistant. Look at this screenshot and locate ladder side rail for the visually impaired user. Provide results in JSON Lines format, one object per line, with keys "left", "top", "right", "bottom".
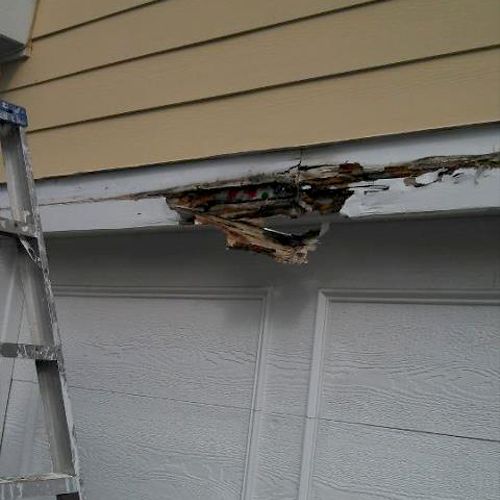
{"left": 0, "top": 123, "right": 82, "bottom": 498}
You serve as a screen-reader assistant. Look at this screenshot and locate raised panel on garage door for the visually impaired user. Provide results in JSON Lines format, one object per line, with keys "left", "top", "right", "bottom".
{"left": 2, "top": 287, "right": 268, "bottom": 500}
{"left": 300, "top": 291, "right": 500, "bottom": 499}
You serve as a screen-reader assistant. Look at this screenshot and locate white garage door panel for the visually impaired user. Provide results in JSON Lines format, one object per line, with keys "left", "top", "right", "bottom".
{"left": 2, "top": 289, "right": 265, "bottom": 499}
{"left": 52, "top": 292, "right": 264, "bottom": 408}
{"left": 0, "top": 381, "right": 251, "bottom": 500}
{"left": 322, "top": 300, "right": 500, "bottom": 440}
{"left": 312, "top": 421, "right": 500, "bottom": 500}
{"left": 72, "top": 388, "right": 249, "bottom": 500}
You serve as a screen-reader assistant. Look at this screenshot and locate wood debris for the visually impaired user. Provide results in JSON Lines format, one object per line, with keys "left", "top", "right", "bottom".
{"left": 194, "top": 212, "right": 323, "bottom": 264}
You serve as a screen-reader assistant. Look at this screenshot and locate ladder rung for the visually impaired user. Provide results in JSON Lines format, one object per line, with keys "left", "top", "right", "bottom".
{"left": 0, "top": 473, "right": 77, "bottom": 500}
{"left": 0, "top": 217, "right": 37, "bottom": 238}
{"left": 0, "top": 342, "right": 60, "bottom": 361}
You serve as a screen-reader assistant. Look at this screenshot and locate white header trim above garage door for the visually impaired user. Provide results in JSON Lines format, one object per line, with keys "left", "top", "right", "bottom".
{"left": 1, "top": 124, "right": 499, "bottom": 233}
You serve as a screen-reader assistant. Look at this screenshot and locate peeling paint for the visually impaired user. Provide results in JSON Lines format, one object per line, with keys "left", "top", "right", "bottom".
{"left": 164, "top": 153, "right": 499, "bottom": 263}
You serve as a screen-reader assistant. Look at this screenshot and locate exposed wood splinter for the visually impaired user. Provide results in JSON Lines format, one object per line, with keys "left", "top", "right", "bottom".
{"left": 194, "top": 212, "right": 322, "bottom": 264}
{"left": 165, "top": 153, "right": 499, "bottom": 263}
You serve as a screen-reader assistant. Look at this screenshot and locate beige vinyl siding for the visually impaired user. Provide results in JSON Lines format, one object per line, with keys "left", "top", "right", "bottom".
{"left": 0, "top": 0, "right": 366, "bottom": 90}
{"left": 5, "top": 0, "right": 500, "bottom": 132}
{"left": 32, "top": 0, "right": 158, "bottom": 37}
{"left": 1, "top": 0, "right": 499, "bottom": 178}
{"left": 25, "top": 49, "right": 500, "bottom": 176}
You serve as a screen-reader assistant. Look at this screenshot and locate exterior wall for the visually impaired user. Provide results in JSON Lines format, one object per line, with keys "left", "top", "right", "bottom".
{"left": 0, "top": 0, "right": 499, "bottom": 178}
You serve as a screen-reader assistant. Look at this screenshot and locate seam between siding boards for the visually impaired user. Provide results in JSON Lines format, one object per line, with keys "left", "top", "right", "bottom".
{"left": 14, "top": 381, "right": 262, "bottom": 413}
{"left": 14, "top": 378, "right": 500, "bottom": 447}
{"left": 325, "top": 420, "right": 500, "bottom": 444}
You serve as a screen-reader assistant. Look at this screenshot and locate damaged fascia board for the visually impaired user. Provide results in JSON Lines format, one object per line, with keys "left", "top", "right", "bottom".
{"left": 166, "top": 154, "right": 500, "bottom": 218}
{"left": 342, "top": 166, "right": 500, "bottom": 217}
{"left": 0, "top": 149, "right": 299, "bottom": 231}
{"left": 0, "top": 124, "right": 499, "bottom": 239}
{"left": 164, "top": 153, "right": 500, "bottom": 263}
{"left": 2, "top": 123, "right": 497, "bottom": 206}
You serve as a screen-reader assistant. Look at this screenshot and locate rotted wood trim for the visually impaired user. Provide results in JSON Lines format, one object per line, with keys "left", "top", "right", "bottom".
{"left": 164, "top": 153, "right": 500, "bottom": 264}
{"left": 2, "top": 132, "right": 498, "bottom": 240}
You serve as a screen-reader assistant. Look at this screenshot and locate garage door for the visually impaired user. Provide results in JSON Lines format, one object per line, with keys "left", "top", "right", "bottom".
{"left": 1, "top": 215, "right": 499, "bottom": 499}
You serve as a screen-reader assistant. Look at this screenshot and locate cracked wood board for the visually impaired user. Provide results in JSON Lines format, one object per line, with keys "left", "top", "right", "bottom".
{"left": 165, "top": 153, "right": 500, "bottom": 263}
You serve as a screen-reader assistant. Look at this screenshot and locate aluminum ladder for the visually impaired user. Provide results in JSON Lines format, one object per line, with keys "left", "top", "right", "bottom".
{"left": 0, "top": 100, "right": 83, "bottom": 500}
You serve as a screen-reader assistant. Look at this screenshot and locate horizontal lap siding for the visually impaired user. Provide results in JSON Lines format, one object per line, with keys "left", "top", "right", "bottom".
{"left": 1, "top": 0, "right": 366, "bottom": 89}
{"left": 25, "top": 49, "right": 500, "bottom": 176}
{"left": 0, "top": 0, "right": 499, "bottom": 178}
{"left": 6, "top": 0, "right": 500, "bottom": 132}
